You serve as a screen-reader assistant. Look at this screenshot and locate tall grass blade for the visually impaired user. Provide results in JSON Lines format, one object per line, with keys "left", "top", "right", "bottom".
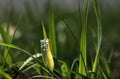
{"left": 49, "top": 9, "right": 57, "bottom": 57}
{"left": 79, "top": 0, "right": 89, "bottom": 76}
{"left": 92, "top": 0, "right": 102, "bottom": 72}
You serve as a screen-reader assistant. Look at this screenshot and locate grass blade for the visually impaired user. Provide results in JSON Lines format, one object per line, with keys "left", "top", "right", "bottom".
{"left": 63, "top": 20, "right": 89, "bottom": 77}
{"left": 92, "top": 0, "right": 102, "bottom": 72}
{"left": 79, "top": 0, "right": 89, "bottom": 76}
{"left": 32, "top": 75, "right": 56, "bottom": 79}
{"left": 48, "top": 9, "right": 57, "bottom": 57}
{"left": 42, "top": 21, "right": 47, "bottom": 39}
{"left": 0, "top": 42, "right": 31, "bottom": 57}
{"left": 19, "top": 53, "right": 42, "bottom": 70}
{"left": 99, "top": 54, "right": 112, "bottom": 78}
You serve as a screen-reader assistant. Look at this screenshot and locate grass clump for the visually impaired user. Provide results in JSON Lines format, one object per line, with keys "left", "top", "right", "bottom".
{"left": 0, "top": 0, "right": 114, "bottom": 79}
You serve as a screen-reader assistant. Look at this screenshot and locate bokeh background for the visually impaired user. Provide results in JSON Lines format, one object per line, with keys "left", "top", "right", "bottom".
{"left": 0, "top": 0, "right": 120, "bottom": 78}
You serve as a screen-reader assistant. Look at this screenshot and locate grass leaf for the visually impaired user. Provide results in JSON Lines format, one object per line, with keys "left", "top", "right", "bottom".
{"left": 19, "top": 53, "right": 42, "bottom": 70}
{"left": 42, "top": 21, "right": 47, "bottom": 39}
{"left": 92, "top": 0, "right": 102, "bottom": 72}
{"left": 0, "top": 22, "right": 12, "bottom": 65}
{"left": 49, "top": 9, "right": 57, "bottom": 57}
{"left": 79, "top": 0, "right": 89, "bottom": 76}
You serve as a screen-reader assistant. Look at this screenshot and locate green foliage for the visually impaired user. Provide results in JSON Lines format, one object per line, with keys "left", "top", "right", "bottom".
{"left": 0, "top": 69, "right": 12, "bottom": 79}
{"left": 79, "top": 0, "right": 89, "bottom": 76}
{"left": 0, "top": 22, "right": 12, "bottom": 65}
{"left": 42, "top": 21, "right": 47, "bottom": 39}
{"left": 48, "top": 9, "right": 57, "bottom": 57}
{"left": 0, "top": 0, "right": 114, "bottom": 79}
{"left": 99, "top": 54, "right": 113, "bottom": 79}
{"left": 92, "top": 0, "right": 102, "bottom": 73}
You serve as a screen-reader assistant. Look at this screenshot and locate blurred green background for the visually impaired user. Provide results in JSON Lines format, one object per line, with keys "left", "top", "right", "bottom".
{"left": 0, "top": 0, "right": 120, "bottom": 78}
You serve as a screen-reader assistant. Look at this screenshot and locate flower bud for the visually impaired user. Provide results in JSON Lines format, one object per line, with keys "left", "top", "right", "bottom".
{"left": 41, "top": 38, "right": 54, "bottom": 71}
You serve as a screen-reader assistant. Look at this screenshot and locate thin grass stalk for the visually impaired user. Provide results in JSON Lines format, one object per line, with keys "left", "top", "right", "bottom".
{"left": 92, "top": 0, "right": 102, "bottom": 72}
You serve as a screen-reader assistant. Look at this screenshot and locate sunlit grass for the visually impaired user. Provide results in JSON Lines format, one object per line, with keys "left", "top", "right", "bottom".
{"left": 79, "top": 0, "right": 89, "bottom": 76}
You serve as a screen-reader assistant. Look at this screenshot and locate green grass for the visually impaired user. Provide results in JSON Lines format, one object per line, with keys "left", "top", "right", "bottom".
{"left": 48, "top": 9, "right": 57, "bottom": 57}
{"left": 0, "top": 0, "right": 114, "bottom": 79}
{"left": 92, "top": 0, "right": 102, "bottom": 73}
{"left": 79, "top": 0, "right": 89, "bottom": 76}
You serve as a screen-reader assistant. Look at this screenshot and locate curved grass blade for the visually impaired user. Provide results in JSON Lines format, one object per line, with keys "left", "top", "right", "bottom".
{"left": 71, "top": 58, "right": 79, "bottom": 72}
{"left": 22, "top": 63, "right": 37, "bottom": 73}
{"left": 0, "top": 42, "right": 33, "bottom": 57}
{"left": 32, "top": 75, "right": 56, "bottom": 79}
{"left": 19, "top": 53, "right": 42, "bottom": 70}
